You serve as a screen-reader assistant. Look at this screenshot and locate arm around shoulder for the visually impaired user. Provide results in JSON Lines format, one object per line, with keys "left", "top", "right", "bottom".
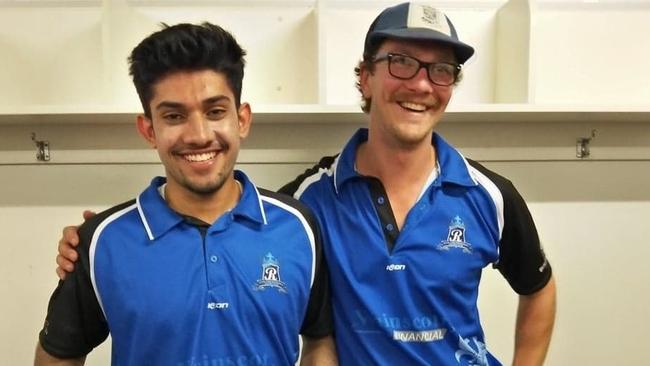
{"left": 34, "top": 343, "right": 85, "bottom": 366}
{"left": 512, "top": 275, "right": 557, "bottom": 366}
{"left": 300, "top": 335, "right": 338, "bottom": 366}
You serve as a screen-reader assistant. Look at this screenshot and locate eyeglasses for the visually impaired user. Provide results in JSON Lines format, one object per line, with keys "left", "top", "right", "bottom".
{"left": 372, "top": 53, "right": 461, "bottom": 86}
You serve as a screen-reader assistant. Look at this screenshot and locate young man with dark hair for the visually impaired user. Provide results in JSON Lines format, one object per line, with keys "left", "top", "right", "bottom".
{"left": 55, "top": 3, "right": 556, "bottom": 365}
{"left": 35, "top": 22, "right": 335, "bottom": 366}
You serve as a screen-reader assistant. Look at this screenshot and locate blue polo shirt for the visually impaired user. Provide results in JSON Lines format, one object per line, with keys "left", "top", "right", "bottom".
{"left": 281, "top": 128, "right": 551, "bottom": 365}
{"left": 39, "top": 171, "right": 331, "bottom": 365}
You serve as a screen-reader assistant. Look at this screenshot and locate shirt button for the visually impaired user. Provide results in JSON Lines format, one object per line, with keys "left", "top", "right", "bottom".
{"left": 210, "top": 255, "right": 218, "bottom": 263}
{"left": 377, "top": 197, "right": 385, "bottom": 205}
{"left": 386, "top": 224, "right": 394, "bottom": 231}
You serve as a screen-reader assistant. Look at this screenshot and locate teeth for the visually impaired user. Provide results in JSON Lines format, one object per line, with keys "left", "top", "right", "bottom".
{"left": 399, "top": 102, "right": 427, "bottom": 112}
{"left": 183, "top": 152, "right": 216, "bottom": 162}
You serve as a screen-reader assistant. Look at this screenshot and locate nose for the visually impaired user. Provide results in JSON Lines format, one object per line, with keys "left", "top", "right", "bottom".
{"left": 184, "top": 113, "right": 213, "bottom": 146}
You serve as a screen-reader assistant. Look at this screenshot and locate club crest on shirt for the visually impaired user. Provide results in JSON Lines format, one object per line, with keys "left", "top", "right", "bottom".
{"left": 253, "top": 252, "right": 288, "bottom": 293}
{"left": 437, "top": 216, "right": 473, "bottom": 254}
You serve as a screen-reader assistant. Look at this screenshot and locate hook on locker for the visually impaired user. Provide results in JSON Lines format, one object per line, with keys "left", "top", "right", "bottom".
{"left": 576, "top": 129, "right": 597, "bottom": 159}
{"left": 31, "top": 133, "right": 50, "bottom": 162}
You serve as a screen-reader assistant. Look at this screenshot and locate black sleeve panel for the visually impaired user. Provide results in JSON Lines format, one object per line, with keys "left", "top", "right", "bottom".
{"left": 298, "top": 212, "right": 333, "bottom": 338}
{"left": 259, "top": 189, "right": 333, "bottom": 338}
{"left": 466, "top": 160, "right": 552, "bottom": 295}
{"left": 38, "top": 200, "right": 135, "bottom": 358}
{"left": 277, "top": 154, "right": 338, "bottom": 197}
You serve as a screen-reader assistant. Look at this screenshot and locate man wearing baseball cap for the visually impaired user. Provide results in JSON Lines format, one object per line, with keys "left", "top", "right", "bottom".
{"left": 282, "top": 2, "right": 557, "bottom": 365}
{"left": 55, "top": 2, "right": 556, "bottom": 365}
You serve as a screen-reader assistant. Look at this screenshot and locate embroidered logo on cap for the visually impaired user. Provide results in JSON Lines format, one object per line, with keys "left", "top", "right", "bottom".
{"left": 407, "top": 4, "right": 451, "bottom": 37}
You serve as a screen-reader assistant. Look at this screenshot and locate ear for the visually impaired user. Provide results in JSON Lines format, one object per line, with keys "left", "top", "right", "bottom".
{"left": 237, "top": 102, "right": 252, "bottom": 139}
{"left": 359, "top": 64, "right": 373, "bottom": 99}
{"left": 136, "top": 115, "right": 156, "bottom": 148}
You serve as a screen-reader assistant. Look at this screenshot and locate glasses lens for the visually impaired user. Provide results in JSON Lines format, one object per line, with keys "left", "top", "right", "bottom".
{"left": 428, "top": 63, "right": 457, "bottom": 86}
{"left": 388, "top": 54, "right": 419, "bottom": 79}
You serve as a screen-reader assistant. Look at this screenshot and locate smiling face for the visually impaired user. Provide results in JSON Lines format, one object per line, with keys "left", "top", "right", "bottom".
{"left": 360, "top": 39, "right": 456, "bottom": 148}
{"left": 137, "top": 69, "right": 251, "bottom": 198}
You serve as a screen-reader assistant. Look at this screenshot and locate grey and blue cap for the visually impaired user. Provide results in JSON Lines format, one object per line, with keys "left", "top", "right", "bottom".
{"left": 364, "top": 2, "right": 475, "bottom": 64}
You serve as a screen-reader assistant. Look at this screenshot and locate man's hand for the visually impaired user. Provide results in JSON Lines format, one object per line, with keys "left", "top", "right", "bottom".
{"left": 55, "top": 210, "right": 95, "bottom": 281}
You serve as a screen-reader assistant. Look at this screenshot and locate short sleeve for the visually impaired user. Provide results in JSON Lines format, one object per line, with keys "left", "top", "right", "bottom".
{"left": 495, "top": 180, "right": 552, "bottom": 295}
{"left": 38, "top": 221, "right": 109, "bottom": 358}
{"left": 297, "top": 204, "right": 333, "bottom": 338}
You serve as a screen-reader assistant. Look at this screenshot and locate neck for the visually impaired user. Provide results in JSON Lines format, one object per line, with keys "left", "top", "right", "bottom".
{"left": 357, "top": 131, "right": 437, "bottom": 185}
{"left": 164, "top": 178, "right": 242, "bottom": 224}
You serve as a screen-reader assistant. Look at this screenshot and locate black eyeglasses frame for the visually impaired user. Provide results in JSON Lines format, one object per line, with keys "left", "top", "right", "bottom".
{"left": 372, "top": 53, "right": 461, "bottom": 87}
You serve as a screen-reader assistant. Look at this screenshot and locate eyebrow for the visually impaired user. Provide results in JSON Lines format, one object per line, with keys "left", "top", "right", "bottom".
{"left": 154, "top": 95, "right": 231, "bottom": 111}
{"left": 202, "top": 95, "right": 231, "bottom": 106}
{"left": 154, "top": 101, "right": 184, "bottom": 111}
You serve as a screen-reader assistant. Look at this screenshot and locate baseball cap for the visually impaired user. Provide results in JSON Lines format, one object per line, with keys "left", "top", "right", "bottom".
{"left": 364, "top": 2, "right": 475, "bottom": 64}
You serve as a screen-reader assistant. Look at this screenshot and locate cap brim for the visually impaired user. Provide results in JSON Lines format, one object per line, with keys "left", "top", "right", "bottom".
{"left": 369, "top": 28, "right": 475, "bottom": 64}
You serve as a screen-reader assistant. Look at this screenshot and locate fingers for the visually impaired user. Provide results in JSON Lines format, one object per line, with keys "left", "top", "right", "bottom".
{"left": 58, "top": 237, "right": 78, "bottom": 261}
{"left": 56, "top": 251, "right": 76, "bottom": 271}
{"left": 59, "top": 226, "right": 79, "bottom": 267}
{"left": 55, "top": 265, "right": 68, "bottom": 281}
{"left": 62, "top": 225, "right": 80, "bottom": 247}
{"left": 54, "top": 211, "right": 93, "bottom": 280}
{"left": 56, "top": 232, "right": 78, "bottom": 279}
{"left": 82, "top": 210, "right": 96, "bottom": 221}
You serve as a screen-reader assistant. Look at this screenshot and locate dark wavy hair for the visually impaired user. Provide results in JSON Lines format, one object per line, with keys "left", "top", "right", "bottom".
{"left": 129, "top": 22, "right": 246, "bottom": 118}
{"left": 354, "top": 40, "right": 383, "bottom": 114}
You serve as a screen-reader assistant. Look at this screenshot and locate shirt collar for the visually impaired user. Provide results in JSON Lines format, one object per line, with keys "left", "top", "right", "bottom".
{"left": 333, "top": 128, "right": 367, "bottom": 193}
{"left": 231, "top": 170, "right": 268, "bottom": 226}
{"left": 136, "top": 171, "right": 267, "bottom": 241}
{"left": 333, "top": 128, "right": 477, "bottom": 194}
{"left": 433, "top": 133, "right": 478, "bottom": 187}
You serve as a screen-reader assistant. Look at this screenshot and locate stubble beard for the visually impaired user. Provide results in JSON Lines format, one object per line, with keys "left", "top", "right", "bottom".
{"left": 183, "top": 174, "right": 227, "bottom": 195}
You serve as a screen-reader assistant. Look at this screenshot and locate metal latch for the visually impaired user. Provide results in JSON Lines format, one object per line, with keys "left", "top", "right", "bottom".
{"left": 576, "top": 129, "right": 597, "bottom": 159}
{"left": 31, "top": 133, "right": 50, "bottom": 162}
